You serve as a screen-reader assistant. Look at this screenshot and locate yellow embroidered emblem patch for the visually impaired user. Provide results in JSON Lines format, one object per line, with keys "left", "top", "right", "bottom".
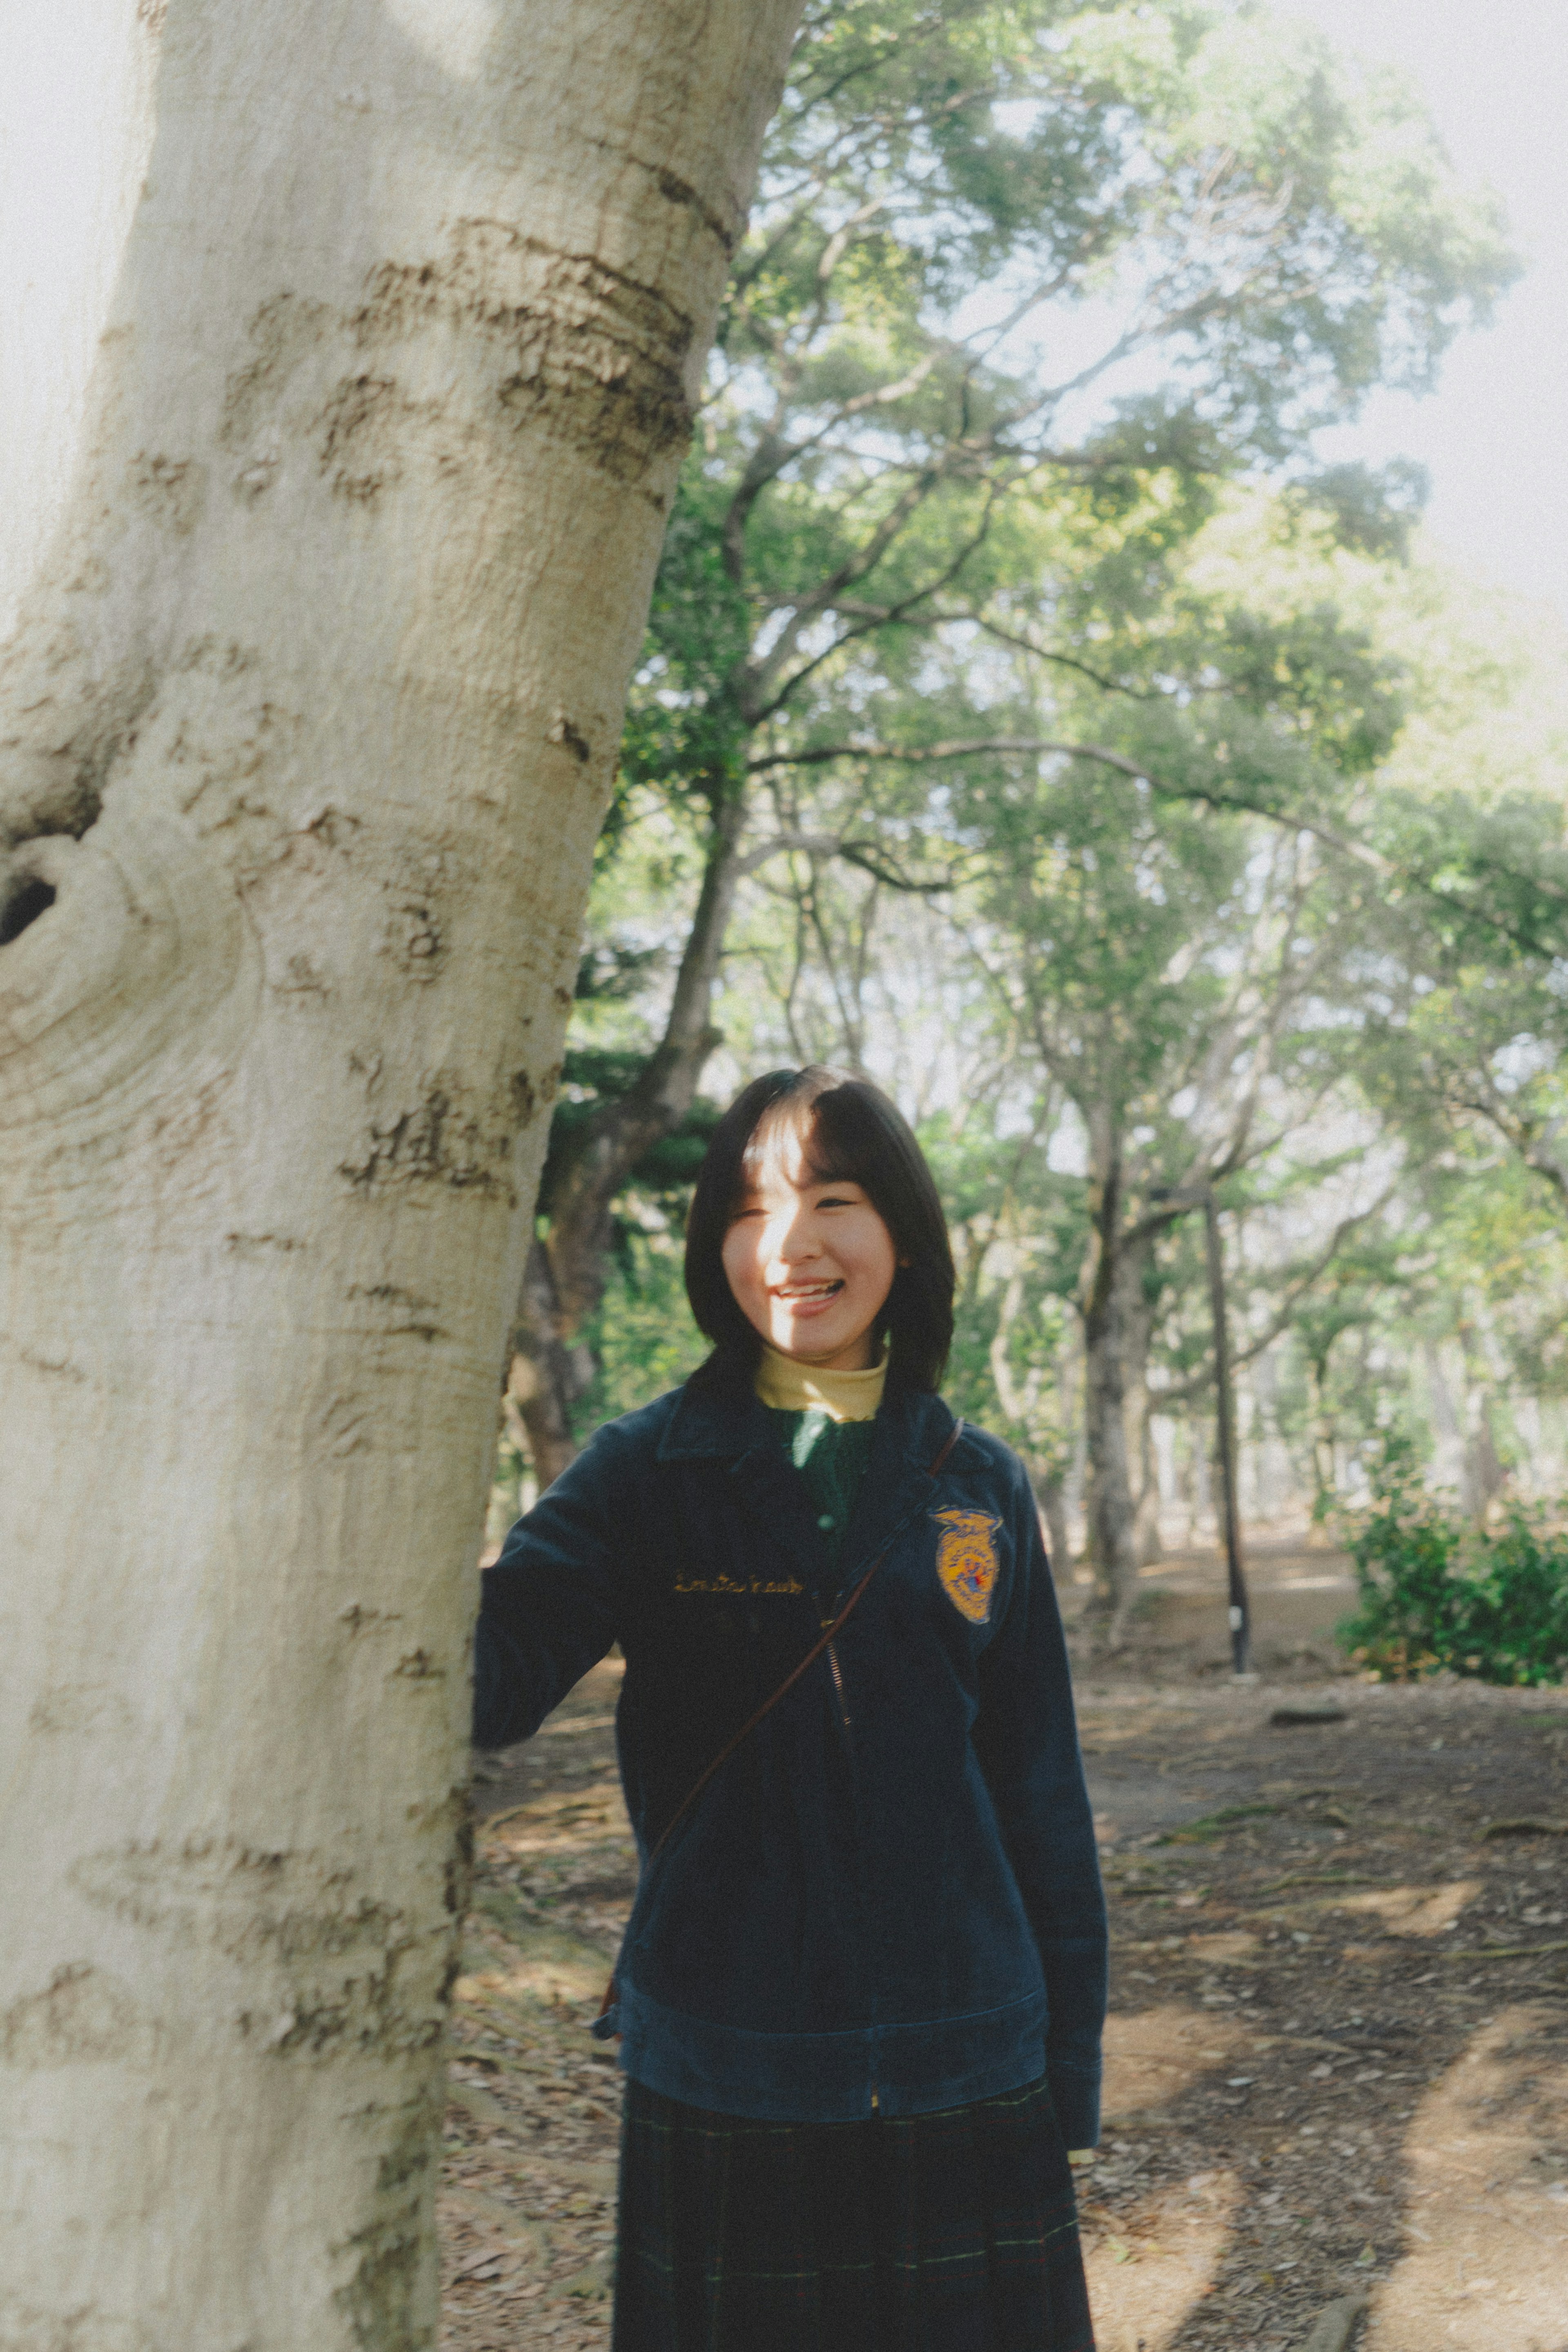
{"left": 933, "top": 1509, "right": 1001, "bottom": 1624}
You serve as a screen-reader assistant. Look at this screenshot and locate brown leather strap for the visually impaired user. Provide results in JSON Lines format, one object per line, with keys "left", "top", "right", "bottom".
{"left": 597, "top": 1416, "right": 963, "bottom": 2022}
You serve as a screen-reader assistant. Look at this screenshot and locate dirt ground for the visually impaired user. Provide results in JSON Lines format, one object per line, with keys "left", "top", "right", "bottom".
{"left": 439, "top": 1536, "right": 1568, "bottom": 2351}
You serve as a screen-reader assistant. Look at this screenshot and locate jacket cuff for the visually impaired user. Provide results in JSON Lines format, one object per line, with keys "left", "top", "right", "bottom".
{"left": 1047, "top": 2057, "right": 1101, "bottom": 2151}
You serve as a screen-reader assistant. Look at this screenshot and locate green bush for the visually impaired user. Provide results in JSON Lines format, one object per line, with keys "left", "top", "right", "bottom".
{"left": 1336, "top": 1437, "right": 1568, "bottom": 1687}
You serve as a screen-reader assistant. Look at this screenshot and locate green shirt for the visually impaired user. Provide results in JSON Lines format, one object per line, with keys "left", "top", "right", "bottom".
{"left": 764, "top": 1405, "right": 877, "bottom": 1578}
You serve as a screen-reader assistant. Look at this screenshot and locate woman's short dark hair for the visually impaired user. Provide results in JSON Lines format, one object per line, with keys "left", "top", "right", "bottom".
{"left": 684, "top": 1066, "right": 955, "bottom": 1393}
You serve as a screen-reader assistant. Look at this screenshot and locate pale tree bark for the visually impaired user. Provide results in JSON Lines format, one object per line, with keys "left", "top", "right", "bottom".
{"left": 1131, "top": 1398, "right": 1164, "bottom": 1565}
{"left": 1040, "top": 1324, "right": 1083, "bottom": 1576}
{"left": 1457, "top": 1321, "right": 1510, "bottom": 1521}
{"left": 0, "top": 3, "right": 802, "bottom": 2344}
{"left": 1082, "top": 1310, "right": 1144, "bottom": 1632}
{"left": 1047, "top": 1322, "right": 1089, "bottom": 1576}
{"left": 1038, "top": 1474, "right": 1072, "bottom": 1583}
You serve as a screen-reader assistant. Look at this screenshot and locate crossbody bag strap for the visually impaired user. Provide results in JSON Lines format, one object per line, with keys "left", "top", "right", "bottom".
{"left": 596, "top": 1415, "right": 964, "bottom": 2023}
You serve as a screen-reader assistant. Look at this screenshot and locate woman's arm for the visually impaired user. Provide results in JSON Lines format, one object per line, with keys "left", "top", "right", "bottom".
{"left": 472, "top": 1417, "right": 642, "bottom": 1751}
{"left": 972, "top": 1455, "right": 1109, "bottom": 2150}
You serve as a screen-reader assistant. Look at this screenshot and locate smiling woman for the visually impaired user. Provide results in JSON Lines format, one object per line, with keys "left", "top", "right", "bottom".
{"left": 687, "top": 1065, "right": 956, "bottom": 1389}
{"left": 475, "top": 1062, "right": 1109, "bottom": 2350}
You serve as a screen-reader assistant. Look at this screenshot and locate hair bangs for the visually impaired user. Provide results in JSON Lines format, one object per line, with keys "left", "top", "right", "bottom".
{"left": 737, "top": 1077, "right": 863, "bottom": 1201}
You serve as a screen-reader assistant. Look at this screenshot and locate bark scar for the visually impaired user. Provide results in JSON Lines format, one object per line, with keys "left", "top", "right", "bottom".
{"left": 352, "top": 220, "right": 696, "bottom": 484}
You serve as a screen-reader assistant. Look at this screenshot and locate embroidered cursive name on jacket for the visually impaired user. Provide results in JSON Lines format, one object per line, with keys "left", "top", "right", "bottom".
{"left": 674, "top": 1573, "right": 806, "bottom": 1597}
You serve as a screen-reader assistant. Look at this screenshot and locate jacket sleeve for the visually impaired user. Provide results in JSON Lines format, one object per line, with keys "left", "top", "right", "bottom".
{"left": 972, "top": 1455, "right": 1108, "bottom": 2149}
{"left": 472, "top": 1416, "right": 644, "bottom": 1751}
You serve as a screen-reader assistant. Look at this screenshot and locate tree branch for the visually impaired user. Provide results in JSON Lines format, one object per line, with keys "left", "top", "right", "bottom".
{"left": 1148, "top": 1179, "right": 1404, "bottom": 1409}
{"left": 746, "top": 729, "right": 1568, "bottom": 962}
{"left": 737, "top": 827, "right": 967, "bottom": 894}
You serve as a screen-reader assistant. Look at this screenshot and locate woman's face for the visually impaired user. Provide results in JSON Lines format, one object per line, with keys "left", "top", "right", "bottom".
{"left": 721, "top": 1142, "right": 900, "bottom": 1372}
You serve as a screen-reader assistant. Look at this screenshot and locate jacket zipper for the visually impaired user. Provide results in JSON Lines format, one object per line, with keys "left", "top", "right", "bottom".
{"left": 825, "top": 1636, "right": 851, "bottom": 1731}
{"left": 824, "top": 1620, "right": 878, "bottom": 2111}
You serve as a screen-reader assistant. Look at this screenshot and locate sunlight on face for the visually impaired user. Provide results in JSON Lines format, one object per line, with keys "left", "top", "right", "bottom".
{"left": 720, "top": 1145, "right": 898, "bottom": 1371}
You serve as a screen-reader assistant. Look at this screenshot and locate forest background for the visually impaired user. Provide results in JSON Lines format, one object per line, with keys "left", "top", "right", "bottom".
{"left": 497, "top": 0, "right": 1568, "bottom": 1655}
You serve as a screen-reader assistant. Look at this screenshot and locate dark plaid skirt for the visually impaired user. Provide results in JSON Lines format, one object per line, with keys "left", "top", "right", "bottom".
{"left": 612, "top": 2074, "right": 1095, "bottom": 2352}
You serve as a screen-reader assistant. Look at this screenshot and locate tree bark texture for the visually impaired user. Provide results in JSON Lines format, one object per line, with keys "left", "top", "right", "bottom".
{"left": 0, "top": 4, "right": 801, "bottom": 2344}
{"left": 508, "top": 783, "right": 747, "bottom": 1480}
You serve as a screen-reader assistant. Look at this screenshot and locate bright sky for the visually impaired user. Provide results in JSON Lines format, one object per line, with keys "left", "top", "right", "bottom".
{"left": 1286, "top": 0, "right": 1568, "bottom": 624}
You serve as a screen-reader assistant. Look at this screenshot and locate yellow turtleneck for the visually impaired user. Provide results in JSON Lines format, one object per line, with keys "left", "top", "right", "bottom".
{"left": 754, "top": 1343, "right": 887, "bottom": 1422}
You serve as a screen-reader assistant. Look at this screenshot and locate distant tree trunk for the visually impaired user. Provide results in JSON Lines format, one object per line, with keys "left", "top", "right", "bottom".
{"left": 1081, "top": 1157, "right": 1147, "bottom": 1636}
{"left": 1463, "top": 1411, "right": 1507, "bottom": 1520}
{"left": 1309, "top": 1352, "right": 1339, "bottom": 1517}
{"left": 508, "top": 782, "right": 747, "bottom": 1478}
{"left": 1455, "top": 1321, "right": 1509, "bottom": 1521}
{"left": 0, "top": 2, "right": 802, "bottom": 2339}
{"left": 1424, "top": 1337, "right": 1465, "bottom": 1489}
{"left": 509, "top": 1235, "right": 595, "bottom": 1491}
{"left": 1039, "top": 1470, "right": 1072, "bottom": 1582}
{"left": 1127, "top": 1302, "right": 1163, "bottom": 1565}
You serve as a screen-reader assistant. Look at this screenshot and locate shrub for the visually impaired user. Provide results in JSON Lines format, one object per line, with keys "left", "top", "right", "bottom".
{"left": 1336, "top": 1436, "right": 1568, "bottom": 1687}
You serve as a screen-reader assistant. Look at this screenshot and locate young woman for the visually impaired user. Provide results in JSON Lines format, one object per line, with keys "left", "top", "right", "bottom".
{"left": 474, "top": 1066, "right": 1107, "bottom": 2351}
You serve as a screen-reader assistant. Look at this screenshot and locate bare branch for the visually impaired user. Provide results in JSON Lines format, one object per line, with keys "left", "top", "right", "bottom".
{"left": 737, "top": 827, "right": 967, "bottom": 895}
{"left": 746, "top": 487, "right": 1006, "bottom": 725}
{"left": 965, "top": 615, "right": 1174, "bottom": 701}
{"left": 744, "top": 732, "right": 1390, "bottom": 878}
{"left": 1148, "top": 1179, "right": 1405, "bottom": 1409}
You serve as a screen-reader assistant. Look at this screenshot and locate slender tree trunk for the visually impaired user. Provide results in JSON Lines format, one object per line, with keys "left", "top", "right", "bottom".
{"left": 1310, "top": 1357, "right": 1338, "bottom": 1518}
{"left": 508, "top": 782, "right": 748, "bottom": 1476}
{"left": 0, "top": 4, "right": 801, "bottom": 2341}
{"left": 1081, "top": 1159, "right": 1145, "bottom": 1637}
{"left": 1127, "top": 1300, "right": 1163, "bottom": 1565}
{"left": 1424, "top": 1336, "right": 1466, "bottom": 1492}
{"left": 1039, "top": 1471, "right": 1072, "bottom": 1583}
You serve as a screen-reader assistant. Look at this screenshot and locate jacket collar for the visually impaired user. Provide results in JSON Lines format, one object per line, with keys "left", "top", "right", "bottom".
{"left": 658, "top": 1368, "right": 965, "bottom": 1591}
{"left": 657, "top": 1363, "right": 770, "bottom": 1461}
{"left": 657, "top": 1362, "right": 956, "bottom": 1465}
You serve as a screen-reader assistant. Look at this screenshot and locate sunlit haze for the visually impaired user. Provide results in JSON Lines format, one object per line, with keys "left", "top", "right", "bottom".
{"left": 1287, "top": 0, "right": 1568, "bottom": 623}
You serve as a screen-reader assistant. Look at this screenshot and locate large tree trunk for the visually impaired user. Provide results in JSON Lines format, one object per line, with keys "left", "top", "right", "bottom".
{"left": 508, "top": 780, "right": 747, "bottom": 1479}
{"left": 0, "top": 4, "right": 800, "bottom": 2342}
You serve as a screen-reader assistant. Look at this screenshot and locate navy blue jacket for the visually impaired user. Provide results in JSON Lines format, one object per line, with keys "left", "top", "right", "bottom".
{"left": 474, "top": 1374, "right": 1107, "bottom": 2142}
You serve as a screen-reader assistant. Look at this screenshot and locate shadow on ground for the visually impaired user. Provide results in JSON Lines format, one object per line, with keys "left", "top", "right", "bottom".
{"left": 439, "top": 1535, "right": 1568, "bottom": 2352}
